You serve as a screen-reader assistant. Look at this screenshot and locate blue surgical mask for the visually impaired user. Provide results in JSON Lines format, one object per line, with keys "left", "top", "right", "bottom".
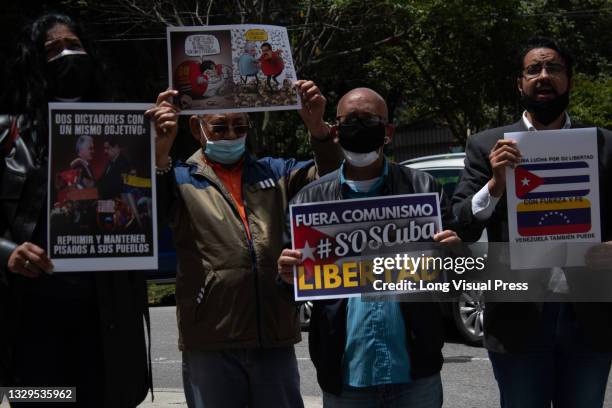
{"left": 200, "top": 121, "right": 246, "bottom": 164}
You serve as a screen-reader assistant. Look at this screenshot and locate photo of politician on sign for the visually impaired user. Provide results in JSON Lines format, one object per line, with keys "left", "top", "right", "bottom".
{"left": 289, "top": 193, "right": 443, "bottom": 301}
{"left": 47, "top": 103, "right": 157, "bottom": 272}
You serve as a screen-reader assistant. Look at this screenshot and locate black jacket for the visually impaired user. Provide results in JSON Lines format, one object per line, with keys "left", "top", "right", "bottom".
{"left": 289, "top": 162, "right": 450, "bottom": 395}
{"left": 0, "top": 115, "right": 152, "bottom": 406}
{"left": 99, "top": 154, "right": 132, "bottom": 199}
{"left": 451, "top": 119, "right": 612, "bottom": 353}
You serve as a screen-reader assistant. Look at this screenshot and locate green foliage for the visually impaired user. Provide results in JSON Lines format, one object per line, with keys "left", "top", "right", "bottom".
{"left": 148, "top": 282, "right": 176, "bottom": 306}
{"left": 6, "top": 0, "right": 611, "bottom": 155}
{"left": 570, "top": 73, "right": 612, "bottom": 129}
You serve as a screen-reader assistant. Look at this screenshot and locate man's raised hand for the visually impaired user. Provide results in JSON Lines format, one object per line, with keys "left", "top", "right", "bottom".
{"left": 145, "top": 89, "right": 180, "bottom": 168}
{"left": 295, "top": 80, "right": 329, "bottom": 139}
{"left": 488, "top": 140, "right": 521, "bottom": 197}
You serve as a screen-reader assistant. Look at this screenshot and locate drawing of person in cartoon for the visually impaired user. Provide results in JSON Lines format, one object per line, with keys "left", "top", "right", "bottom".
{"left": 238, "top": 41, "right": 260, "bottom": 88}
{"left": 259, "top": 42, "right": 284, "bottom": 90}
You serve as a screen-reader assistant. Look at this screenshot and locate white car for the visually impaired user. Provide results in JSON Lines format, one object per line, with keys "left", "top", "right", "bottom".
{"left": 403, "top": 153, "right": 485, "bottom": 346}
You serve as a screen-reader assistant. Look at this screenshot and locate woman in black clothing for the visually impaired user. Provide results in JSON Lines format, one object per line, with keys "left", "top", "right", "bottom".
{"left": 0, "top": 13, "right": 151, "bottom": 407}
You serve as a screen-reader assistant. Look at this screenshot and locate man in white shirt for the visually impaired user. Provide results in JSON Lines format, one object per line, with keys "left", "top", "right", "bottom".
{"left": 451, "top": 37, "right": 612, "bottom": 408}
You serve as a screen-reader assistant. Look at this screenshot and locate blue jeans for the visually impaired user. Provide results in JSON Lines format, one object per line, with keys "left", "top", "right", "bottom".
{"left": 489, "top": 303, "right": 612, "bottom": 408}
{"left": 182, "top": 347, "right": 304, "bottom": 408}
{"left": 322, "top": 373, "right": 442, "bottom": 408}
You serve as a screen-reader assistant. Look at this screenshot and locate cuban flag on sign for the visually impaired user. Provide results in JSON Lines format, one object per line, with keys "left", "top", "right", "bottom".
{"left": 514, "top": 161, "right": 590, "bottom": 199}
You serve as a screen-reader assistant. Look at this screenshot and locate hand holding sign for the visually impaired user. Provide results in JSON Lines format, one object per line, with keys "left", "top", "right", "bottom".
{"left": 585, "top": 241, "right": 612, "bottom": 270}
{"left": 295, "top": 80, "right": 329, "bottom": 139}
{"left": 145, "top": 89, "right": 180, "bottom": 168}
{"left": 278, "top": 248, "right": 302, "bottom": 284}
{"left": 8, "top": 242, "right": 54, "bottom": 278}
{"left": 433, "top": 230, "right": 461, "bottom": 243}
{"left": 488, "top": 139, "right": 521, "bottom": 197}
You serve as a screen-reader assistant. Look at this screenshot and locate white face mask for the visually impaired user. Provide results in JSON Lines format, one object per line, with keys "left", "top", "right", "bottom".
{"left": 342, "top": 148, "right": 380, "bottom": 167}
{"left": 345, "top": 178, "right": 380, "bottom": 193}
{"left": 47, "top": 48, "right": 88, "bottom": 62}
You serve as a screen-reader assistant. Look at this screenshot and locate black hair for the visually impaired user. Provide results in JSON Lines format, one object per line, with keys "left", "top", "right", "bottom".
{"left": 1, "top": 13, "right": 106, "bottom": 123}
{"left": 517, "top": 37, "right": 574, "bottom": 80}
{"left": 200, "top": 60, "right": 216, "bottom": 73}
{"left": 261, "top": 42, "right": 272, "bottom": 50}
{"left": 104, "top": 135, "right": 121, "bottom": 147}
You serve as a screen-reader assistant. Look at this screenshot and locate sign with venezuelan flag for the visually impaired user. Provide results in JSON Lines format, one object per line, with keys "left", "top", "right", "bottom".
{"left": 48, "top": 103, "right": 158, "bottom": 272}
{"left": 289, "top": 194, "right": 442, "bottom": 300}
{"left": 505, "top": 128, "right": 600, "bottom": 269}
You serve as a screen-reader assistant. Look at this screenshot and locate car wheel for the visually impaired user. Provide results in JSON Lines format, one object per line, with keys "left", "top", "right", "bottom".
{"left": 299, "top": 301, "right": 313, "bottom": 331}
{"left": 452, "top": 290, "right": 484, "bottom": 346}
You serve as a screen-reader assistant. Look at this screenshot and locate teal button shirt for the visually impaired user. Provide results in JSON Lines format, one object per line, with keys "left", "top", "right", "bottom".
{"left": 339, "top": 159, "right": 412, "bottom": 387}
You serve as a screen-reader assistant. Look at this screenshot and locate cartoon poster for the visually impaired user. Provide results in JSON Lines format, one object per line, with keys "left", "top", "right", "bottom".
{"left": 505, "top": 128, "right": 600, "bottom": 270}
{"left": 48, "top": 103, "right": 157, "bottom": 272}
{"left": 167, "top": 25, "right": 301, "bottom": 114}
{"left": 290, "top": 194, "right": 442, "bottom": 301}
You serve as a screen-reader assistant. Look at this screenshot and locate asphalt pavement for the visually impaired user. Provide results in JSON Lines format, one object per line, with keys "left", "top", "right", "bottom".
{"left": 139, "top": 306, "right": 612, "bottom": 408}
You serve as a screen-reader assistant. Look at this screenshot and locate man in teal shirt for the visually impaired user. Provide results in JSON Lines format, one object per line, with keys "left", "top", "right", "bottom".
{"left": 278, "top": 88, "right": 459, "bottom": 407}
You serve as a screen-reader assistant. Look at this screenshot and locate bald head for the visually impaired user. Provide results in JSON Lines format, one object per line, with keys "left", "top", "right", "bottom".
{"left": 337, "top": 88, "right": 388, "bottom": 120}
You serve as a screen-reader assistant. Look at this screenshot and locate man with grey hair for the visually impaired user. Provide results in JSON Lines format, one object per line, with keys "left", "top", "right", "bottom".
{"left": 71, "top": 134, "right": 95, "bottom": 189}
{"left": 147, "top": 80, "right": 342, "bottom": 408}
{"left": 238, "top": 41, "right": 260, "bottom": 87}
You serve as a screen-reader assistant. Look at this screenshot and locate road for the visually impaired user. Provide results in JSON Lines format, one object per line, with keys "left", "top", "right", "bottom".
{"left": 145, "top": 306, "right": 612, "bottom": 407}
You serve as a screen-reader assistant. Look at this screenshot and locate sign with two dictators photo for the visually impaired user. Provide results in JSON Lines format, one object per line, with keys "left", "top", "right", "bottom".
{"left": 48, "top": 103, "right": 157, "bottom": 272}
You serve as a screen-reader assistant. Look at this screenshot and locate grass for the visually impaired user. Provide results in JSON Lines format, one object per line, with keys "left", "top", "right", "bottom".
{"left": 148, "top": 282, "right": 176, "bottom": 306}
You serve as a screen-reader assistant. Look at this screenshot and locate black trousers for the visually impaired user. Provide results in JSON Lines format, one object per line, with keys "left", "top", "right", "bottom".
{"left": 9, "top": 291, "right": 104, "bottom": 408}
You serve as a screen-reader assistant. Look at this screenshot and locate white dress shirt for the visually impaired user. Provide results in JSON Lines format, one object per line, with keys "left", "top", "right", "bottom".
{"left": 471, "top": 111, "right": 571, "bottom": 219}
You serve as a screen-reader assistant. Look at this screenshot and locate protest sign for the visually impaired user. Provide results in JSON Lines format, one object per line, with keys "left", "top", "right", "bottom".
{"left": 289, "top": 194, "right": 443, "bottom": 300}
{"left": 48, "top": 103, "right": 157, "bottom": 272}
{"left": 167, "top": 25, "right": 300, "bottom": 114}
{"left": 505, "top": 128, "right": 600, "bottom": 269}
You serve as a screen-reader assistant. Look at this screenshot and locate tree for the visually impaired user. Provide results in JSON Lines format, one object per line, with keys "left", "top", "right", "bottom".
{"left": 3, "top": 0, "right": 610, "bottom": 157}
{"left": 570, "top": 73, "right": 612, "bottom": 129}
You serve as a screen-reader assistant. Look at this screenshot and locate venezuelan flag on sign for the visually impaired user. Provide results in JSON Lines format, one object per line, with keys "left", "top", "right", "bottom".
{"left": 516, "top": 199, "right": 591, "bottom": 236}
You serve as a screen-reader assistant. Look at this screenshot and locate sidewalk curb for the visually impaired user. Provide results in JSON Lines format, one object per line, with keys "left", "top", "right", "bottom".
{"left": 138, "top": 389, "right": 322, "bottom": 407}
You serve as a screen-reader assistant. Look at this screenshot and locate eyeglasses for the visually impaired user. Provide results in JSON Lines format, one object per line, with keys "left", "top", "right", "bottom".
{"left": 335, "top": 114, "right": 388, "bottom": 127}
{"left": 522, "top": 63, "right": 566, "bottom": 79}
{"left": 208, "top": 122, "right": 252, "bottom": 136}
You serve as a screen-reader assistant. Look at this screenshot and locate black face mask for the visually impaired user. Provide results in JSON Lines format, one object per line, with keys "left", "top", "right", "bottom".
{"left": 46, "top": 53, "right": 94, "bottom": 100}
{"left": 520, "top": 90, "right": 569, "bottom": 126}
{"left": 338, "top": 118, "right": 386, "bottom": 153}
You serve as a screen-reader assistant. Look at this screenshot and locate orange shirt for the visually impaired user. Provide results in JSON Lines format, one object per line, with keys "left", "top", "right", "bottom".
{"left": 207, "top": 158, "right": 251, "bottom": 239}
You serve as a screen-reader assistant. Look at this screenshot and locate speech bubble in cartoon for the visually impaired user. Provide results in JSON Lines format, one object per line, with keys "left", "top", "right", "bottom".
{"left": 185, "top": 35, "right": 221, "bottom": 56}
{"left": 245, "top": 29, "right": 268, "bottom": 42}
